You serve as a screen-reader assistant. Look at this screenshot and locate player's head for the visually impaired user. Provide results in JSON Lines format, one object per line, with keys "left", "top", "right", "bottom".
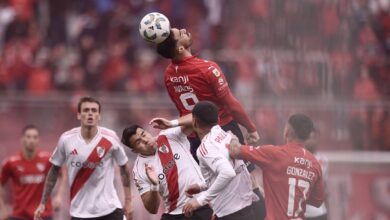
{"left": 192, "top": 101, "right": 219, "bottom": 133}
{"left": 121, "top": 125, "right": 157, "bottom": 156}
{"left": 157, "top": 28, "right": 192, "bottom": 59}
{"left": 284, "top": 113, "right": 314, "bottom": 142}
{"left": 77, "top": 96, "right": 101, "bottom": 127}
{"left": 21, "top": 124, "right": 40, "bottom": 152}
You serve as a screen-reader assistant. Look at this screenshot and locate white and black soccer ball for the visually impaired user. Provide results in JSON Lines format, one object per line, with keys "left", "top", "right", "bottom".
{"left": 139, "top": 12, "right": 170, "bottom": 44}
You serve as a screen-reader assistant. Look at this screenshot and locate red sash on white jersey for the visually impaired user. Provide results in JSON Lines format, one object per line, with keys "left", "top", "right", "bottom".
{"left": 70, "top": 137, "right": 112, "bottom": 201}
{"left": 157, "top": 135, "right": 179, "bottom": 212}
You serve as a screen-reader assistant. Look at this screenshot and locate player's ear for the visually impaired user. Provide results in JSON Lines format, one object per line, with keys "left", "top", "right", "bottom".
{"left": 177, "top": 46, "right": 185, "bottom": 54}
{"left": 77, "top": 112, "right": 81, "bottom": 121}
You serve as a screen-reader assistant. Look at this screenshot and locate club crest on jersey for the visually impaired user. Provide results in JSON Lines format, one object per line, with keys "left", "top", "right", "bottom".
{"left": 36, "top": 163, "right": 45, "bottom": 172}
{"left": 158, "top": 144, "right": 169, "bottom": 154}
{"left": 209, "top": 66, "right": 221, "bottom": 77}
{"left": 96, "top": 146, "right": 105, "bottom": 158}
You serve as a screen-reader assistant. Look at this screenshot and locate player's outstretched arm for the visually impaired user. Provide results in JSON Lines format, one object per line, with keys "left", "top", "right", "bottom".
{"left": 150, "top": 114, "right": 193, "bottom": 135}
{"left": 34, "top": 164, "right": 61, "bottom": 220}
{"left": 220, "top": 93, "right": 260, "bottom": 145}
{"left": 140, "top": 164, "right": 160, "bottom": 214}
{"left": 120, "top": 164, "right": 133, "bottom": 220}
{"left": 227, "top": 132, "right": 243, "bottom": 160}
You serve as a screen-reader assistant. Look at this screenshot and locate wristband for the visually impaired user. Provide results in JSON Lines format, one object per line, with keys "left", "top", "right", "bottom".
{"left": 150, "top": 184, "right": 159, "bottom": 191}
{"left": 170, "top": 119, "right": 179, "bottom": 127}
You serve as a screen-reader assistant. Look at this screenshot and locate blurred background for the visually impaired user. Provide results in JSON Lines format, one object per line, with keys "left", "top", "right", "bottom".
{"left": 0, "top": 0, "right": 389, "bottom": 219}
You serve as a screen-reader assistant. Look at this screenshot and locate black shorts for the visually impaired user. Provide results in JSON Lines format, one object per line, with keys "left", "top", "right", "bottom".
{"left": 161, "top": 205, "right": 213, "bottom": 220}
{"left": 215, "top": 204, "right": 256, "bottom": 220}
{"left": 306, "top": 214, "right": 328, "bottom": 220}
{"left": 71, "top": 208, "right": 123, "bottom": 220}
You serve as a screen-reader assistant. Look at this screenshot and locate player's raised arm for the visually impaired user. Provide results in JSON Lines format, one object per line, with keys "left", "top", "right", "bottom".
{"left": 150, "top": 113, "right": 193, "bottom": 135}
{"left": 219, "top": 92, "right": 260, "bottom": 144}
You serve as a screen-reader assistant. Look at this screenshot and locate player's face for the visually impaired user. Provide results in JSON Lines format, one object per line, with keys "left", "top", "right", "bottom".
{"left": 21, "top": 128, "right": 39, "bottom": 152}
{"left": 77, "top": 102, "right": 101, "bottom": 127}
{"left": 129, "top": 128, "right": 156, "bottom": 156}
{"left": 172, "top": 28, "right": 192, "bottom": 50}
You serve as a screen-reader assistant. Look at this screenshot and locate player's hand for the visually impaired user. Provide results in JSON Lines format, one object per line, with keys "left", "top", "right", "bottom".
{"left": 246, "top": 131, "right": 260, "bottom": 145}
{"left": 34, "top": 204, "right": 45, "bottom": 220}
{"left": 183, "top": 198, "right": 201, "bottom": 217}
{"left": 124, "top": 199, "right": 133, "bottom": 220}
{"left": 149, "top": 117, "right": 172, "bottom": 129}
{"left": 228, "top": 134, "right": 242, "bottom": 159}
{"left": 145, "top": 164, "right": 158, "bottom": 185}
{"left": 185, "top": 184, "right": 201, "bottom": 198}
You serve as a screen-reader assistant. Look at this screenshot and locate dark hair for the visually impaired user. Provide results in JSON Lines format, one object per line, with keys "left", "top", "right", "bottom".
{"left": 77, "top": 96, "right": 101, "bottom": 113}
{"left": 288, "top": 113, "right": 314, "bottom": 141}
{"left": 156, "top": 30, "right": 177, "bottom": 59}
{"left": 192, "top": 101, "right": 219, "bottom": 127}
{"left": 22, "top": 124, "right": 39, "bottom": 135}
{"left": 121, "top": 124, "right": 142, "bottom": 148}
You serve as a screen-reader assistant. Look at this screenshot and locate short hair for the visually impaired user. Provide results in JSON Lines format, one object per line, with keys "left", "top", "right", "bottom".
{"left": 22, "top": 124, "right": 39, "bottom": 135}
{"left": 77, "top": 96, "right": 101, "bottom": 113}
{"left": 288, "top": 114, "right": 314, "bottom": 141}
{"left": 192, "top": 101, "right": 219, "bottom": 127}
{"left": 121, "top": 124, "right": 142, "bottom": 149}
{"left": 156, "top": 30, "right": 177, "bottom": 59}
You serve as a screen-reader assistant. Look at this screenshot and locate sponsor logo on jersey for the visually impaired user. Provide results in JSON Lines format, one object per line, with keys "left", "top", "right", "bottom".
{"left": 170, "top": 75, "right": 189, "bottom": 84}
{"left": 96, "top": 146, "right": 105, "bottom": 158}
{"left": 159, "top": 144, "right": 169, "bottom": 154}
{"left": 36, "top": 163, "right": 45, "bottom": 172}
{"left": 218, "top": 77, "right": 224, "bottom": 85}
{"left": 71, "top": 161, "right": 103, "bottom": 168}
{"left": 70, "top": 149, "right": 78, "bottom": 155}
{"left": 20, "top": 174, "right": 45, "bottom": 184}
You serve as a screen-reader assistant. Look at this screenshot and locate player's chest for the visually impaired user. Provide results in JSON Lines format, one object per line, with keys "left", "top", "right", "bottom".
{"left": 63, "top": 139, "right": 112, "bottom": 163}
{"left": 12, "top": 160, "right": 48, "bottom": 184}
{"left": 166, "top": 73, "right": 210, "bottom": 93}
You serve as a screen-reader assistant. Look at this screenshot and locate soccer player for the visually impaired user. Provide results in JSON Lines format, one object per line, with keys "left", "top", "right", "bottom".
{"left": 0, "top": 125, "right": 64, "bottom": 220}
{"left": 228, "top": 113, "right": 325, "bottom": 220}
{"left": 181, "top": 101, "right": 257, "bottom": 220}
{"left": 121, "top": 123, "right": 213, "bottom": 220}
{"left": 156, "top": 28, "right": 260, "bottom": 160}
{"left": 34, "top": 97, "right": 132, "bottom": 220}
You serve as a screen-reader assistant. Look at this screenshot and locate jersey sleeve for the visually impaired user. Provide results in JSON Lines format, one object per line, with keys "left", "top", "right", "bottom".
{"left": 111, "top": 133, "right": 129, "bottom": 166}
{"left": 307, "top": 167, "right": 325, "bottom": 207}
{"left": 0, "top": 159, "right": 11, "bottom": 185}
{"left": 203, "top": 63, "right": 231, "bottom": 98}
{"left": 197, "top": 141, "right": 232, "bottom": 174}
{"left": 133, "top": 160, "right": 154, "bottom": 196}
{"left": 240, "top": 144, "right": 277, "bottom": 169}
{"left": 50, "top": 136, "right": 67, "bottom": 166}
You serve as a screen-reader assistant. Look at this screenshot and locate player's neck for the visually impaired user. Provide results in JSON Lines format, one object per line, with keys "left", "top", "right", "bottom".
{"left": 173, "top": 51, "right": 192, "bottom": 62}
{"left": 22, "top": 148, "right": 36, "bottom": 160}
{"left": 81, "top": 126, "right": 98, "bottom": 144}
{"left": 286, "top": 138, "right": 304, "bottom": 145}
{"left": 197, "top": 129, "right": 210, "bottom": 140}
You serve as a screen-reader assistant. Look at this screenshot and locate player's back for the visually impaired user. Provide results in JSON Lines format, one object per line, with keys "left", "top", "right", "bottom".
{"left": 249, "top": 142, "right": 324, "bottom": 220}
{"left": 164, "top": 56, "right": 233, "bottom": 126}
{"left": 197, "top": 125, "right": 254, "bottom": 217}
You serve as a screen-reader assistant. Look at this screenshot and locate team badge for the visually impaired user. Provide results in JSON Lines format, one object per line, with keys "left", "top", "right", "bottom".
{"left": 158, "top": 144, "right": 169, "bottom": 153}
{"left": 36, "top": 163, "right": 45, "bottom": 172}
{"left": 209, "top": 66, "right": 221, "bottom": 77}
{"left": 16, "top": 166, "right": 24, "bottom": 172}
{"left": 96, "top": 146, "right": 105, "bottom": 158}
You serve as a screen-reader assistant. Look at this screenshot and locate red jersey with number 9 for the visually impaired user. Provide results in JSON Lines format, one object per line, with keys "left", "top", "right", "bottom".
{"left": 164, "top": 56, "right": 233, "bottom": 126}
{"left": 240, "top": 142, "right": 325, "bottom": 220}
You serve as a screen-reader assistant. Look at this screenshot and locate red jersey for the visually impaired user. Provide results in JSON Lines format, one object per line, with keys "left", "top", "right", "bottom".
{"left": 241, "top": 142, "right": 325, "bottom": 220}
{"left": 0, "top": 150, "right": 53, "bottom": 219}
{"left": 164, "top": 56, "right": 233, "bottom": 126}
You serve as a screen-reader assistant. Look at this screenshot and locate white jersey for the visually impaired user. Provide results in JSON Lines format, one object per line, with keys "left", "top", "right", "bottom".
{"left": 305, "top": 153, "right": 328, "bottom": 217}
{"left": 50, "top": 127, "right": 128, "bottom": 218}
{"left": 196, "top": 125, "right": 254, "bottom": 217}
{"left": 133, "top": 127, "right": 205, "bottom": 215}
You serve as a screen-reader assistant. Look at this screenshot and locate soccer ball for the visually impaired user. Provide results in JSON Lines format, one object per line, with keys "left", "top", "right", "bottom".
{"left": 139, "top": 12, "right": 171, "bottom": 44}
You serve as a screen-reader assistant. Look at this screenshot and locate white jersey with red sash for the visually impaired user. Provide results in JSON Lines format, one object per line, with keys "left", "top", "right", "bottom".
{"left": 133, "top": 127, "right": 205, "bottom": 215}
{"left": 50, "top": 127, "right": 128, "bottom": 218}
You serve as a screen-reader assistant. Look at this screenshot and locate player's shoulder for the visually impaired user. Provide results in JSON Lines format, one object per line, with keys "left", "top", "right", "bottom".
{"left": 2, "top": 153, "right": 22, "bottom": 165}
{"left": 61, "top": 127, "right": 80, "bottom": 139}
{"left": 100, "top": 127, "right": 118, "bottom": 138}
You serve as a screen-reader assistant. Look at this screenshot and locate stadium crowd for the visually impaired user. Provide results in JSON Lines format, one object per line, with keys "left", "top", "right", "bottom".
{"left": 0, "top": 0, "right": 389, "bottom": 151}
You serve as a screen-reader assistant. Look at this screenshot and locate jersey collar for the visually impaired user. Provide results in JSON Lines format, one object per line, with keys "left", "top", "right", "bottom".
{"left": 171, "top": 55, "right": 195, "bottom": 64}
